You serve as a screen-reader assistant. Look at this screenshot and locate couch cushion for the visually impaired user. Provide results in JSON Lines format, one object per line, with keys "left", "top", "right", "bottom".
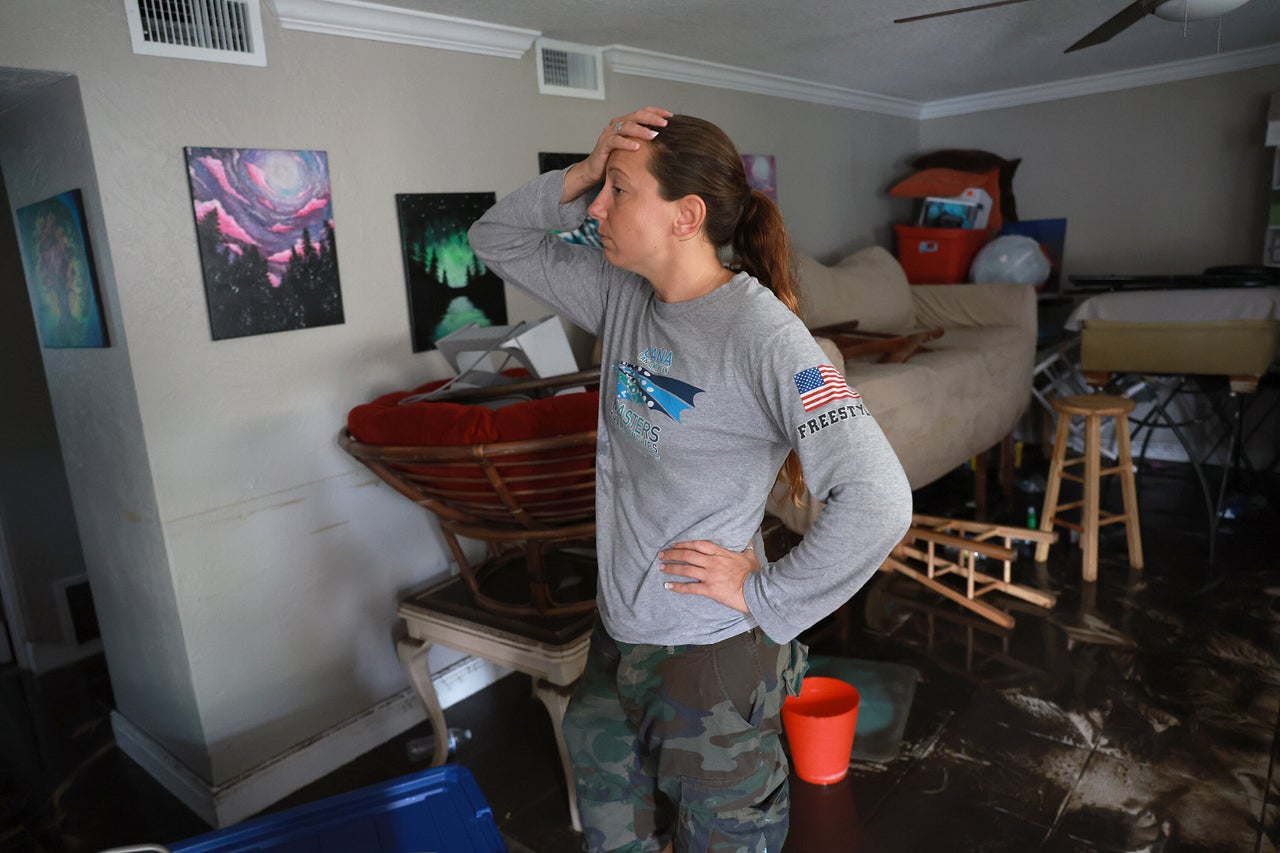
{"left": 348, "top": 392, "right": 500, "bottom": 446}
{"left": 346, "top": 384, "right": 600, "bottom": 526}
{"left": 841, "top": 325, "right": 1031, "bottom": 490}
{"left": 797, "top": 246, "right": 917, "bottom": 333}
{"left": 767, "top": 323, "right": 1032, "bottom": 535}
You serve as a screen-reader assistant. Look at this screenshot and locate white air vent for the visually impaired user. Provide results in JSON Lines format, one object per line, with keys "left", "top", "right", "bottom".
{"left": 536, "top": 39, "right": 604, "bottom": 100}
{"left": 125, "top": 0, "right": 267, "bottom": 66}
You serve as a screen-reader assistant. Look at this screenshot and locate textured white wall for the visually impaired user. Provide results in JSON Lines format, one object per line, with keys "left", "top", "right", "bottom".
{"left": 7, "top": 0, "right": 1272, "bottom": 812}
{"left": 0, "top": 0, "right": 916, "bottom": 795}
{"left": 0, "top": 84, "right": 86, "bottom": 651}
{"left": 0, "top": 73, "right": 213, "bottom": 772}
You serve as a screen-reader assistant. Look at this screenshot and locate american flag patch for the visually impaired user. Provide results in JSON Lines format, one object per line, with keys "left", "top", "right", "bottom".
{"left": 794, "top": 364, "right": 860, "bottom": 412}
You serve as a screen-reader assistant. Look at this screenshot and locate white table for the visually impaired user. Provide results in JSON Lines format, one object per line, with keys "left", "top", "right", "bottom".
{"left": 1066, "top": 286, "right": 1280, "bottom": 389}
{"left": 1063, "top": 286, "right": 1280, "bottom": 563}
{"left": 396, "top": 577, "right": 592, "bottom": 831}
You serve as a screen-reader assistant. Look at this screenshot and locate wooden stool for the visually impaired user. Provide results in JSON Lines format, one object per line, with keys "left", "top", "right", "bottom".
{"left": 1034, "top": 395, "right": 1143, "bottom": 581}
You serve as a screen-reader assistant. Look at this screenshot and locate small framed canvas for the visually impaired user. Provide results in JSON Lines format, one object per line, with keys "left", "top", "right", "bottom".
{"left": 395, "top": 192, "right": 509, "bottom": 352}
{"left": 185, "top": 147, "right": 344, "bottom": 341}
{"left": 538, "top": 152, "right": 582, "bottom": 174}
{"left": 539, "top": 152, "right": 602, "bottom": 247}
{"left": 919, "top": 196, "right": 982, "bottom": 229}
{"left": 16, "top": 188, "right": 109, "bottom": 348}
{"left": 741, "top": 154, "right": 777, "bottom": 200}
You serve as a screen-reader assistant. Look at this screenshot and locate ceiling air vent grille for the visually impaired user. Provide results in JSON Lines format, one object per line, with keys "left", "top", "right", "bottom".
{"left": 536, "top": 39, "right": 604, "bottom": 100}
{"left": 125, "top": 0, "right": 267, "bottom": 66}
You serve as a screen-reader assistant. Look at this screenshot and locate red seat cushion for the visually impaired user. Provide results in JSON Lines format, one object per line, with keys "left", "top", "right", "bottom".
{"left": 347, "top": 378, "right": 598, "bottom": 447}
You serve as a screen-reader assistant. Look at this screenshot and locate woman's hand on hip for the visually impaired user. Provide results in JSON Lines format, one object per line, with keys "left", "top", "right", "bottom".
{"left": 561, "top": 107, "right": 672, "bottom": 202}
{"left": 659, "top": 540, "right": 758, "bottom": 614}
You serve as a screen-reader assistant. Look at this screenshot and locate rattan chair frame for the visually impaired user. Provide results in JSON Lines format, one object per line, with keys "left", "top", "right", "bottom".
{"left": 341, "top": 371, "right": 600, "bottom": 619}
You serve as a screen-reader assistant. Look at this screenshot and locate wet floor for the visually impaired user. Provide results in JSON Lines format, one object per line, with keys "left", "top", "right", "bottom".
{"left": 815, "top": 458, "right": 1279, "bottom": 853}
{"left": 2, "top": 458, "right": 1277, "bottom": 852}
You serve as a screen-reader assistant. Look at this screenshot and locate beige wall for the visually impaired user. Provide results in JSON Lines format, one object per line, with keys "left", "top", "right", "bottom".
{"left": 920, "top": 66, "right": 1280, "bottom": 277}
{"left": 2, "top": 0, "right": 1270, "bottom": 821}
{"left": 0, "top": 88, "right": 95, "bottom": 658}
{"left": 0, "top": 0, "right": 917, "bottom": 815}
{"left": 0, "top": 72, "right": 210, "bottom": 760}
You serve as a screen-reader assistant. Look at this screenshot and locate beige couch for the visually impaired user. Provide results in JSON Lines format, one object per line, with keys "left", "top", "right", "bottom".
{"left": 768, "top": 245, "right": 1037, "bottom": 533}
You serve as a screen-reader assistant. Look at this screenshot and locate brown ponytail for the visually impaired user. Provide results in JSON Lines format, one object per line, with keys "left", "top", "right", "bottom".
{"left": 733, "top": 190, "right": 806, "bottom": 507}
{"left": 645, "top": 116, "right": 809, "bottom": 507}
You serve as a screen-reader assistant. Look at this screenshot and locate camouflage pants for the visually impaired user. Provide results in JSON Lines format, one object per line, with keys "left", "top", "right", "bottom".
{"left": 564, "top": 619, "right": 808, "bottom": 853}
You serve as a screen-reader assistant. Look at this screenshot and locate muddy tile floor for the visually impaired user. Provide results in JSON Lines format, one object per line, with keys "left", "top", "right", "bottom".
{"left": 3, "top": 458, "right": 1277, "bottom": 852}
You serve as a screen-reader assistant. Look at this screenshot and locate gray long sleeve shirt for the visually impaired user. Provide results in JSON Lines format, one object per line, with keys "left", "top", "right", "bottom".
{"left": 468, "top": 168, "right": 911, "bottom": 644}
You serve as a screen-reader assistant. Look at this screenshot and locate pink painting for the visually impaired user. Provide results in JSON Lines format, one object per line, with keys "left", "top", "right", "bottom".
{"left": 741, "top": 154, "right": 777, "bottom": 201}
{"left": 185, "top": 147, "right": 343, "bottom": 340}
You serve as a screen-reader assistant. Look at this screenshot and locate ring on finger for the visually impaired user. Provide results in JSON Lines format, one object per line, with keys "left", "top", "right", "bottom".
{"left": 613, "top": 121, "right": 624, "bottom": 133}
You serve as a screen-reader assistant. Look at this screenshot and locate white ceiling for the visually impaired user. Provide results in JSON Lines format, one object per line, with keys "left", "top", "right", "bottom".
{"left": 380, "top": 0, "right": 1280, "bottom": 104}
{"left": 3, "top": 1, "right": 1277, "bottom": 117}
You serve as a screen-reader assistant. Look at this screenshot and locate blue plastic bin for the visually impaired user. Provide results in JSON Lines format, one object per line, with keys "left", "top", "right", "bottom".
{"left": 169, "top": 765, "right": 506, "bottom": 853}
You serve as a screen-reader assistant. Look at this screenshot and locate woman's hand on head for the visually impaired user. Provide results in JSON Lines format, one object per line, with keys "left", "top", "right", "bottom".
{"left": 562, "top": 107, "right": 672, "bottom": 202}
{"left": 659, "top": 540, "right": 758, "bottom": 614}
{"left": 585, "top": 107, "right": 673, "bottom": 180}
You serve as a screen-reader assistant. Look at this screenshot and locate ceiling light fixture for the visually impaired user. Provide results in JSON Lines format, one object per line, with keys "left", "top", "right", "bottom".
{"left": 1150, "top": 0, "right": 1251, "bottom": 21}
{"left": 897, "top": 0, "right": 1258, "bottom": 53}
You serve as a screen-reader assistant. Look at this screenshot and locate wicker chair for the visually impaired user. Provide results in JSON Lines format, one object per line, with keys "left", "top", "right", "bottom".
{"left": 341, "top": 370, "right": 600, "bottom": 619}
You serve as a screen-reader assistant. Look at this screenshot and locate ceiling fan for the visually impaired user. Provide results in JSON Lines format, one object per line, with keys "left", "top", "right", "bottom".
{"left": 894, "top": 0, "right": 1254, "bottom": 53}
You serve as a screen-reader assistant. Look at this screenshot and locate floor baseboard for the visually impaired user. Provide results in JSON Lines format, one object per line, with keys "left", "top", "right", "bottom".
{"left": 111, "top": 653, "right": 510, "bottom": 829}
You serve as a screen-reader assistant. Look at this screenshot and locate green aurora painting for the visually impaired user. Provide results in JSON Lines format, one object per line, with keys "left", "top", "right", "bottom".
{"left": 395, "top": 192, "right": 507, "bottom": 352}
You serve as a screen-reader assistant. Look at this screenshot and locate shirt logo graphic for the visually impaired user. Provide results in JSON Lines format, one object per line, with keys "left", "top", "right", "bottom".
{"left": 639, "top": 346, "right": 673, "bottom": 375}
{"left": 615, "top": 362, "right": 703, "bottom": 423}
{"left": 794, "top": 364, "right": 860, "bottom": 412}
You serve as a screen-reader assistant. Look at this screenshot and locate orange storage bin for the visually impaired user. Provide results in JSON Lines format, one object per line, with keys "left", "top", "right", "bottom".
{"left": 894, "top": 224, "right": 991, "bottom": 284}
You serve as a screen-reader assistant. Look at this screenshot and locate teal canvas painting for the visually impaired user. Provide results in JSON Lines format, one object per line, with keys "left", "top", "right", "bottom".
{"left": 16, "top": 189, "right": 109, "bottom": 348}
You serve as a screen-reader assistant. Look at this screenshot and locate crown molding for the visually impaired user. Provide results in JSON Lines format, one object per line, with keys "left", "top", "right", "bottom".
{"left": 269, "top": 0, "right": 538, "bottom": 59}
{"left": 266, "top": 1, "right": 1279, "bottom": 119}
{"left": 920, "top": 42, "right": 1280, "bottom": 119}
{"left": 605, "top": 46, "right": 923, "bottom": 120}
{"left": 608, "top": 42, "right": 1280, "bottom": 121}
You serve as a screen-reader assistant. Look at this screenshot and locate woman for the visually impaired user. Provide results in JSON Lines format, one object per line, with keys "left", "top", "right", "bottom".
{"left": 469, "top": 107, "right": 911, "bottom": 853}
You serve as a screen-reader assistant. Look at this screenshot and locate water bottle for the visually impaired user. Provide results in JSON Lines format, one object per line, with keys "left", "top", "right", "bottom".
{"left": 1021, "top": 506, "right": 1038, "bottom": 557}
{"left": 406, "top": 726, "right": 472, "bottom": 762}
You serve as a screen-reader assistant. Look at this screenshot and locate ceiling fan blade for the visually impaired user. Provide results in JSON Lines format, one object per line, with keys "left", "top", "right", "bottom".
{"left": 894, "top": 0, "right": 1036, "bottom": 25}
{"left": 1064, "top": 0, "right": 1163, "bottom": 52}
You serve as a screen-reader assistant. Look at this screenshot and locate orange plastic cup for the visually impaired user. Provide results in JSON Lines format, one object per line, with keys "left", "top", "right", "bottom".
{"left": 781, "top": 676, "right": 860, "bottom": 784}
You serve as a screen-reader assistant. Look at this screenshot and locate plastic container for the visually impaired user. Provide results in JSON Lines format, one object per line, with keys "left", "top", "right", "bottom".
{"left": 894, "top": 224, "right": 991, "bottom": 284}
{"left": 781, "top": 676, "right": 861, "bottom": 785}
{"left": 168, "top": 765, "right": 506, "bottom": 853}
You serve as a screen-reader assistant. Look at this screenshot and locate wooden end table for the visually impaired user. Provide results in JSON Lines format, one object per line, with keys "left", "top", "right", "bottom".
{"left": 396, "top": 575, "right": 593, "bottom": 830}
